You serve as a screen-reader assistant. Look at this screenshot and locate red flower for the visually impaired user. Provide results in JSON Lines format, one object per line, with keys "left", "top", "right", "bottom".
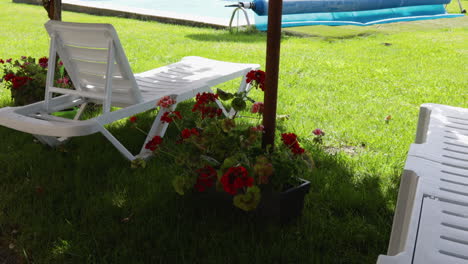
{"left": 56, "top": 77, "right": 70, "bottom": 85}
{"left": 246, "top": 70, "right": 266, "bottom": 91}
{"left": 129, "top": 116, "right": 137, "bottom": 123}
{"left": 194, "top": 165, "right": 217, "bottom": 192}
{"left": 160, "top": 111, "right": 182, "bottom": 123}
{"left": 251, "top": 102, "right": 264, "bottom": 114}
{"left": 291, "top": 145, "right": 305, "bottom": 155}
{"left": 157, "top": 96, "right": 176, "bottom": 108}
{"left": 38, "top": 57, "right": 48, "bottom": 68}
{"left": 221, "top": 166, "right": 252, "bottom": 195}
{"left": 195, "top": 92, "right": 218, "bottom": 105}
{"left": 144, "top": 136, "right": 163, "bottom": 151}
{"left": 181, "top": 128, "right": 191, "bottom": 139}
{"left": 181, "top": 128, "right": 199, "bottom": 139}
{"left": 0, "top": 59, "right": 4, "bottom": 64}
{"left": 281, "top": 133, "right": 298, "bottom": 147}
{"left": 312, "top": 128, "right": 325, "bottom": 136}
{"left": 3, "top": 73, "right": 15, "bottom": 82}
{"left": 250, "top": 125, "right": 264, "bottom": 132}
{"left": 234, "top": 173, "right": 254, "bottom": 189}
{"left": 281, "top": 133, "right": 305, "bottom": 155}
{"left": 11, "top": 76, "right": 32, "bottom": 89}
{"left": 192, "top": 92, "right": 222, "bottom": 119}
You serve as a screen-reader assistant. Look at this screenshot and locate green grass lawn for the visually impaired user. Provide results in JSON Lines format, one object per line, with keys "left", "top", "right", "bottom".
{"left": 0, "top": 0, "right": 467, "bottom": 263}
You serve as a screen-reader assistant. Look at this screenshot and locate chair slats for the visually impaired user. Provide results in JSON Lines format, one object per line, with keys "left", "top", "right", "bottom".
{"left": 414, "top": 197, "right": 468, "bottom": 264}
{"left": 56, "top": 29, "right": 111, "bottom": 48}
{"left": 72, "top": 59, "right": 124, "bottom": 77}
{"left": 65, "top": 45, "right": 109, "bottom": 62}
{"left": 78, "top": 72, "right": 133, "bottom": 90}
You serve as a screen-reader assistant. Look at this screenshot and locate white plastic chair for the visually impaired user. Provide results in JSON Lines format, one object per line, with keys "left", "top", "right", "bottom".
{"left": 377, "top": 156, "right": 468, "bottom": 264}
{"left": 377, "top": 103, "right": 468, "bottom": 264}
{"left": 0, "top": 21, "right": 259, "bottom": 160}
{"left": 409, "top": 103, "right": 468, "bottom": 166}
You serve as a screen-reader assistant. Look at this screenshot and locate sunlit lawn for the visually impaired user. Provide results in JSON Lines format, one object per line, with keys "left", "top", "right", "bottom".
{"left": 0, "top": 0, "right": 467, "bottom": 263}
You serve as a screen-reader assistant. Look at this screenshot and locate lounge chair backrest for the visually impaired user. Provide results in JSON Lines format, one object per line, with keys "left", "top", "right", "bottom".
{"left": 44, "top": 21, "right": 143, "bottom": 111}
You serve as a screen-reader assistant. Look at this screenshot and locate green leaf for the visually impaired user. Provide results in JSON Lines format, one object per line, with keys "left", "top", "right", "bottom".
{"left": 216, "top": 88, "right": 234, "bottom": 101}
{"left": 233, "top": 186, "right": 261, "bottom": 211}
{"left": 231, "top": 97, "right": 247, "bottom": 111}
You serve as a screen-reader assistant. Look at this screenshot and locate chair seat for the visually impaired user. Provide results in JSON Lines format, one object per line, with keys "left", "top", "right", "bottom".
{"left": 135, "top": 56, "right": 259, "bottom": 103}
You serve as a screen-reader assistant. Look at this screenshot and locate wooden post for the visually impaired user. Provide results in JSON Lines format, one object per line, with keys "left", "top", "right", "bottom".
{"left": 43, "top": 0, "right": 62, "bottom": 20}
{"left": 53, "top": 0, "right": 62, "bottom": 21}
{"left": 262, "top": 0, "right": 283, "bottom": 149}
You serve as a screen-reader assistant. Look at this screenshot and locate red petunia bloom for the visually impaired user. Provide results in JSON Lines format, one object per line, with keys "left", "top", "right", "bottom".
{"left": 0, "top": 59, "right": 4, "bottom": 64}
{"left": 221, "top": 166, "right": 252, "bottom": 195}
{"left": 6, "top": 58, "right": 12, "bottom": 63}
{"left": 129, "top": 116, "right": 137, "bottom": 123}
{"left": 194, "top": 165, "right": 217, "bottom": 192}
{"left": 38, "top": 57, "right": 48, "bottom": 68}
{"left": 160, "top": 111, "right": 182, "bottom": 123}
{"left": 144, "top": 136, "right": 163, "bottom": 151}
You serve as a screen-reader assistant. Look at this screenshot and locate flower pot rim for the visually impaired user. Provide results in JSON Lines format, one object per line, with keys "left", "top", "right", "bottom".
{"left": 281, "top": 178, "right": 310, "bottom": 194}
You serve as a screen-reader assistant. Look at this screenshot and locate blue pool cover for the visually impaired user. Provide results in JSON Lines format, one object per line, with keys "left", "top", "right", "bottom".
{"left": 252, "top": 2, "right": 463, "bottom": 30}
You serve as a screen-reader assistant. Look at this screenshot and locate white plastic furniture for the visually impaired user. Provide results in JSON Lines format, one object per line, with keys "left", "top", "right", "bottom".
{"left": 410, "top": 103, "right": 468, "bottom": 166}
{"left": 377, "top": 103, "right": 468, "bottom": 264}
{"left": 0, "top": 21, "right": 259, "bottom": 160}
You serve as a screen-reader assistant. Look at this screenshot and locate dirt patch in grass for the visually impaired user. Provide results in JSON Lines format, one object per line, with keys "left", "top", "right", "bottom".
{"left": 323, "top": 145, "right": 366, "bottom": 156}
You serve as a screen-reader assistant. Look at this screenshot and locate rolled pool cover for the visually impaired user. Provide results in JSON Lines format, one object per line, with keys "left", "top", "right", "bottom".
{"left": 248, "top": 0, "right": 452, "bottom": 15}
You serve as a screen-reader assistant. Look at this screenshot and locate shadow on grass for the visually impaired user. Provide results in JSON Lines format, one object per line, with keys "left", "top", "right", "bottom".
{"left": 0, "top": 104, "right": 397, "bottom": 264}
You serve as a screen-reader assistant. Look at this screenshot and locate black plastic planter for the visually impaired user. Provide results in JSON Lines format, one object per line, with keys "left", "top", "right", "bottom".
{"left": 256, "top": 178, "right": 311, "bottom": 224}
{"left": 192, "top": 178, "right": 311, "bottom": 224}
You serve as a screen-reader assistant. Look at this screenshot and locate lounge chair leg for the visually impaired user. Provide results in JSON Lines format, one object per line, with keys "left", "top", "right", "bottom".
{"left": 73, "top": 102, "right": 88, "bottom": 120}
{"left": 97, "top": 126, "right": 136, "bottom": 161}
{"left": 33, "top": 134, "right": 67, "bottom": 147}
{"left": 137, "top": 105, "right": 176, "bottom": 159}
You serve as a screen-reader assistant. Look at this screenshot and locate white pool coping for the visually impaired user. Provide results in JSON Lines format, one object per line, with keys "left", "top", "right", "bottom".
{"left": 13, "top": 0, "right": 255, "bottom": 28}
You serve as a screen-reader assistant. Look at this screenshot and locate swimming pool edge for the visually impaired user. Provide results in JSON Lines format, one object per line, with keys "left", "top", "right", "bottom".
{"left": 12, "top": 0, "right": 231, "bottom": 29}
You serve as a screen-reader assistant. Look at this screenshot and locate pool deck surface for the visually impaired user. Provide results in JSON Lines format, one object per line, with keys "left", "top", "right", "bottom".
{"left": 14, "top": 0, "right": 254, "bottom": 29}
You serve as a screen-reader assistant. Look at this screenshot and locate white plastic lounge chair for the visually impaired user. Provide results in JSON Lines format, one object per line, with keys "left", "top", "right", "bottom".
{"left": 377, "top": 103, "right": 468, "bottom": 264}
{"left": 377, "top": 157, "right": 468, "bottom": 264}
{"left": 409, "top": 103, "right": 468, "bottom": 166}
{"left": 0, "top": 21, "right": 259, "bottom": 160}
